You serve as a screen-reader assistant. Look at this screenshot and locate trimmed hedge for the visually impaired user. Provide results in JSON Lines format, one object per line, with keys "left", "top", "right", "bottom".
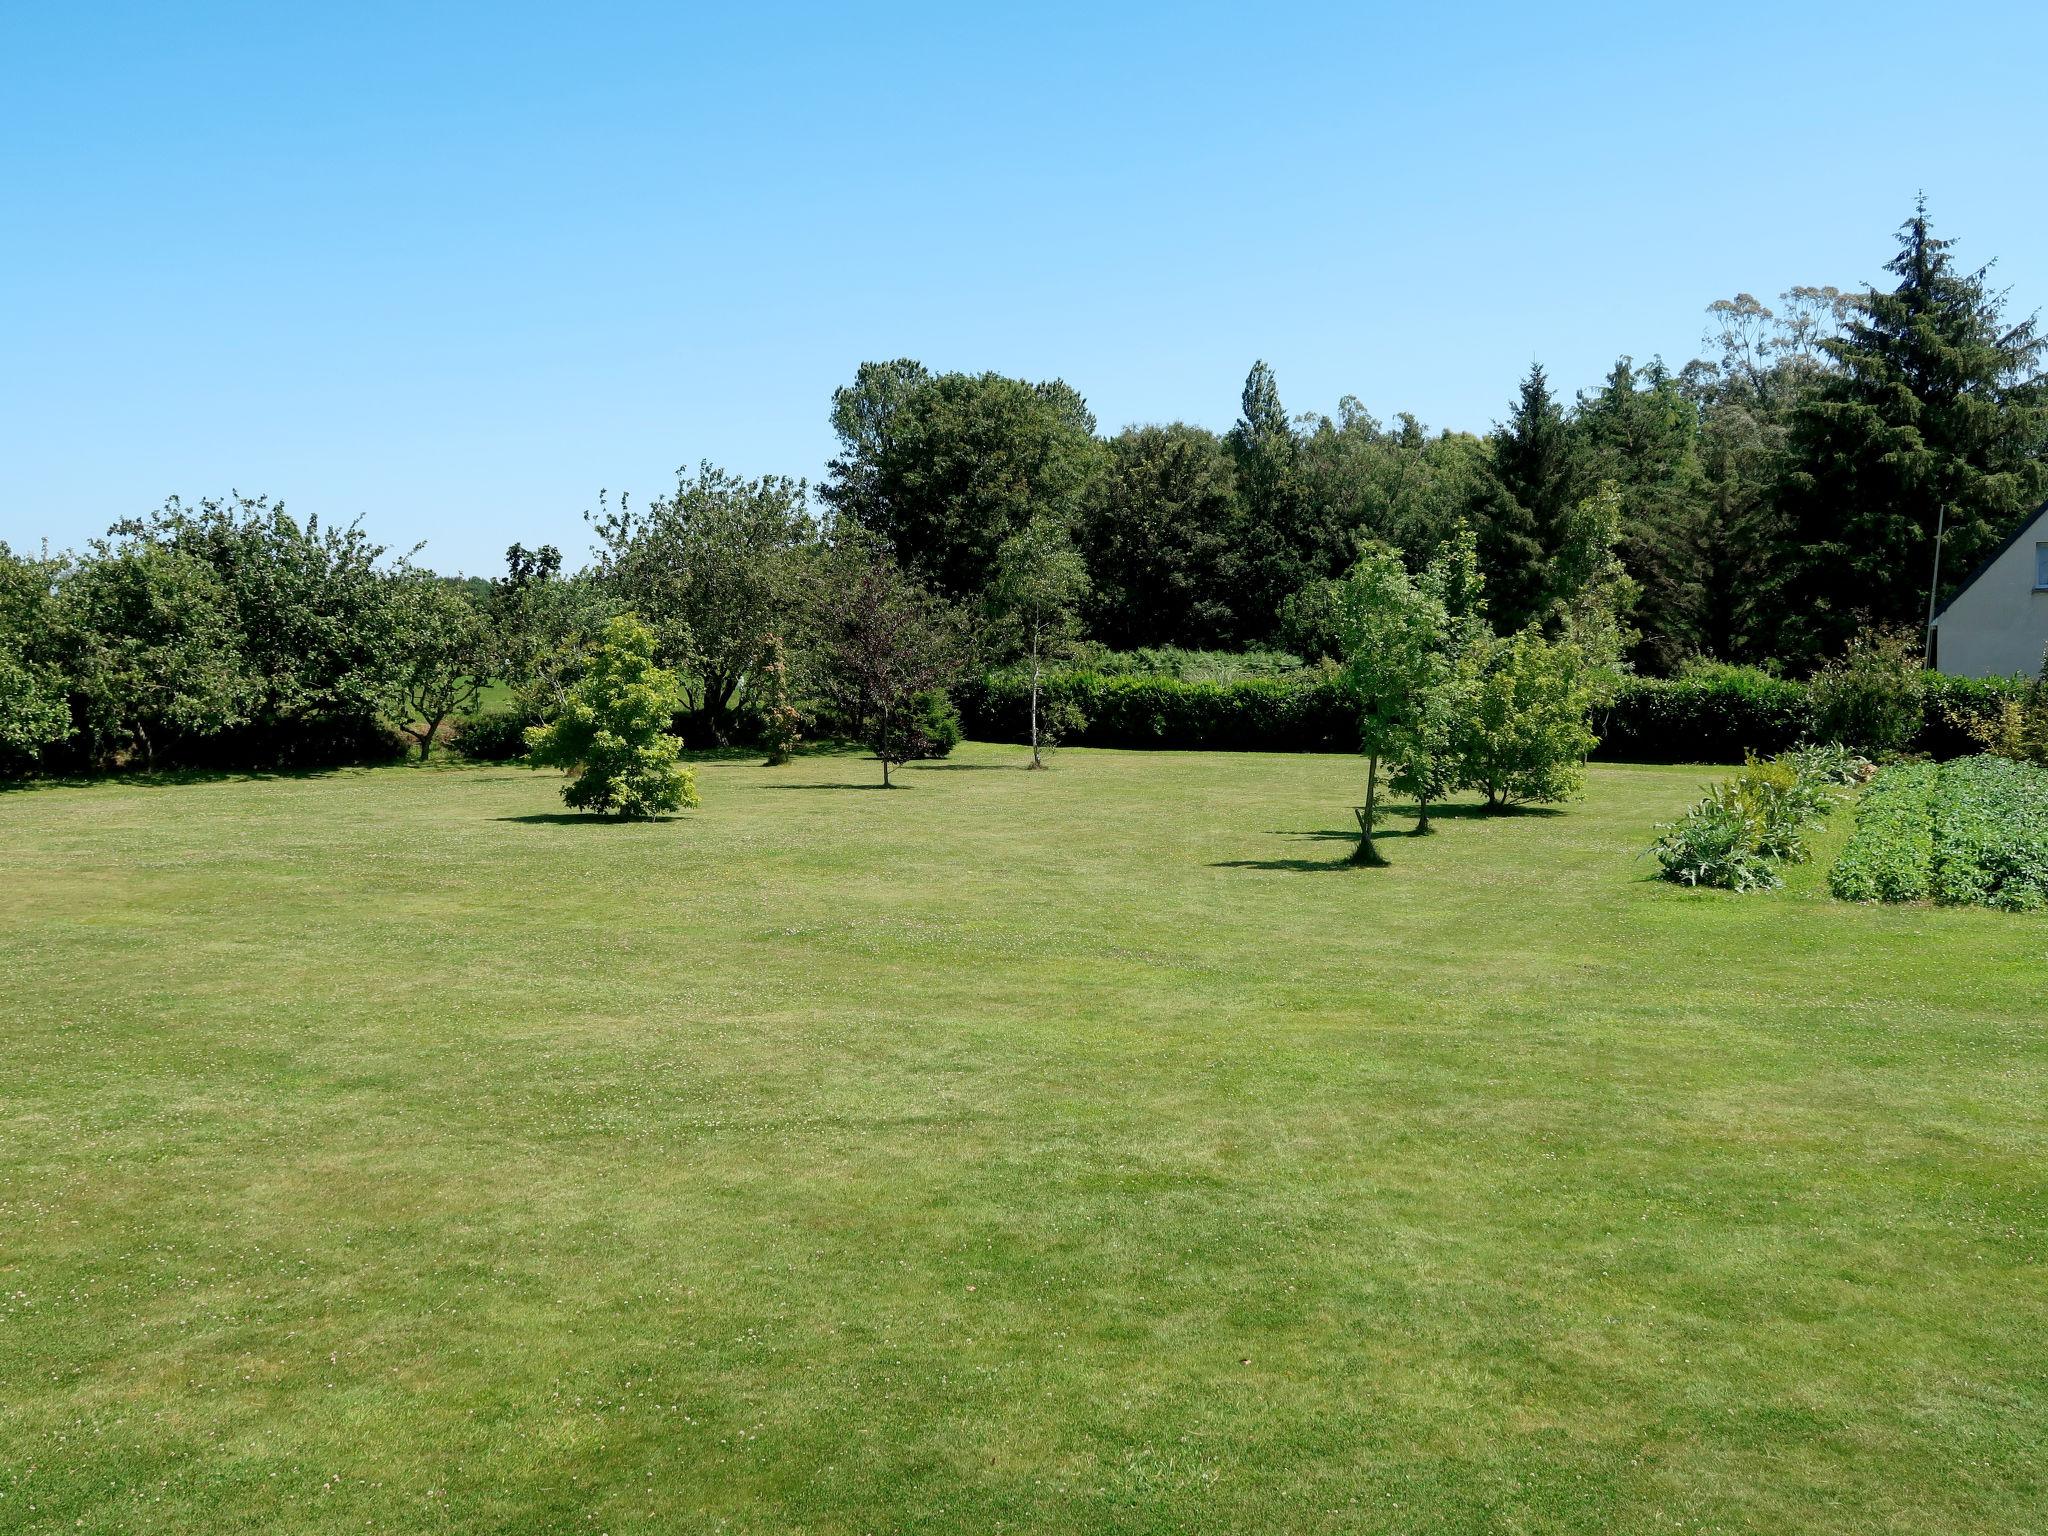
{"left": 958, "top": 669, "right": 2028, "bottom": 760}
{"left": 957, "top": 673, "right": 1357, "bottom": 753}
{"left": 1594, "top": 675, "right": 1810, "bottom": 761}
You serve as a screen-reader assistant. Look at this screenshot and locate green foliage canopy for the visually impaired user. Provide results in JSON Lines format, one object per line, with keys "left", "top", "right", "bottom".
{"left": 524, "top": 615, "right": 698, "bottom": 818}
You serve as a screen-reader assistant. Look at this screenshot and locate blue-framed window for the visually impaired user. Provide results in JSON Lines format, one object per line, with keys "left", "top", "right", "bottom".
{"left": 2037, "top": 542, "right": 2048, "bottom": 591}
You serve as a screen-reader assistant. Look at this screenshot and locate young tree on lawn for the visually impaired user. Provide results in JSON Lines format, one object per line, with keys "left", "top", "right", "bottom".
{"left": 1451, "top": 628, "right": 1600, "bottom": 810}
{"left": 1331, "top": 543, "right": 1449, "bottom": 864}
{"left": 387, "top": 574, "right": 492, "bottom": 761}
{"left": 817, "top": 549, "right": 961, "bottom": 786}
{"left": 755, "top": 632, "right": 803, "bottom": 766}
{"left": 1396, "top": 525, "right": 1490, "bottom": 833}
{"left": 524, "top": 614, "right": 697, "bottom": 818}
{"left": 985, "top": 513, "right": 1089, "bottom": 768}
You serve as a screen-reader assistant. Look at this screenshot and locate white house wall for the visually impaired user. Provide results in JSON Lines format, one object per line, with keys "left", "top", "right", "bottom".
{"left": 1935, "top": 514, "right": 2048, "bottom": 677}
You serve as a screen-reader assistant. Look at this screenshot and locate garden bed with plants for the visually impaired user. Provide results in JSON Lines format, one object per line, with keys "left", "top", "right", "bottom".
{"left": 1832, "top": 755, "right": 2048, "bottom": 911}
{"left": 1649, "top": 743, "right": 1865, "bottom": 891}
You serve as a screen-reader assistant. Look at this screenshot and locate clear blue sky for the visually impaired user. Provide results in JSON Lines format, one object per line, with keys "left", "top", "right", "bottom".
{"left": 5, "top": 1, "right": 2044, "bottom": 574}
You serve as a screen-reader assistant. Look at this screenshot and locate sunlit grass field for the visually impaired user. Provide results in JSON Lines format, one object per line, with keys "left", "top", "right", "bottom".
{"left": 2, "top": 744, "right": 2042, "bottom": 1533}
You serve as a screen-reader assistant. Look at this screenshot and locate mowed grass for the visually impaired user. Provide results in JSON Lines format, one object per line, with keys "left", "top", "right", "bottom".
{"left": 1, "top": 744, "right": 2043, "bottom": 1534}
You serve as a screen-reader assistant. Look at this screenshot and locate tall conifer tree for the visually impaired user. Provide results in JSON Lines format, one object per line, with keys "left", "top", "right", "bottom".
{"left": 1474, "top": 364, "right": 1587, "bottom": 632}
{"left": 1780, "top": 201, "right": 2048, "bottom": 664}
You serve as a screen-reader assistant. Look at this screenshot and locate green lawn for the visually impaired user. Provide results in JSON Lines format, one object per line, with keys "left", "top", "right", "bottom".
{"left": 2, "top": 744, "right": 2042, "bottom": 1534}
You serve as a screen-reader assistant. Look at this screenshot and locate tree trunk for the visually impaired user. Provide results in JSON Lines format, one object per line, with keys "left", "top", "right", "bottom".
{"left": 419, "top": 716, "right": 442, "bottom": 762}
{"left": 1352, "top": 752, "right": 1386, "bottom": 865}
{"left": 1028, "top": 646, "right": 1043, "bottom": 769}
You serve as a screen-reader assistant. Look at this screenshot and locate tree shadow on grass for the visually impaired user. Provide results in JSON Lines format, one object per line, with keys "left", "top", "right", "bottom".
{"left": 495, "top": 812, "right": 686, "bottom": 825}
{"left": 1390, "top": 801, "right": 1564, "bottom": 819}
{"left": 1212, "top": 855, "right": 1371, "bottom": 872}
{"left": 755, "top": 781, "right": 896, "bottom": 791}
{"left": 1264, "top": 826, "right": 1428, "bottom": 845}
{"left": 0, "top": 763, "right": 376, "bottom": 795}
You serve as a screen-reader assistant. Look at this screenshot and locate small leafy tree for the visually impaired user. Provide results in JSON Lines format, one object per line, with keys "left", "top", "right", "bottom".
{"left": 907, "top": 688, "right": 963, "bottom": 760}
{"left": 524, "top": 615, "right": 697, "bottom": 818}
{"left": 985, "top": 513, "right": 1090, "bottom": 767}
{"left": 387, "top": 575, "right": 491, "bottom": 761}
{"left": 816, "top": 549, "right": 961, "bottom": 786}
{"left": 1452, "top": 629, "right": 1600, "bottom": 809}
{"left": 1396, "top": 525, "right": 1490, "bottom": 833}
{"left": 1331, "top": 544, "right": 1448, "bottom": 864}
{"left": 755, "top": 632, "right": 803, "bottom": 765}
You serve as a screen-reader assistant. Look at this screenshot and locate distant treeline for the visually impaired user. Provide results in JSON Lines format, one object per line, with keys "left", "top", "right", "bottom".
{"left": 4, "top": 200, "right": 2043, "bottom": 778}
{"left": 824, "top": 202, "right": 2046, "bottom": 673}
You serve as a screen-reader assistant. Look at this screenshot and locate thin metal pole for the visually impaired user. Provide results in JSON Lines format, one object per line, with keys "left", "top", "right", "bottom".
{"left": 1924, "top": 504, "right": 1947, "bottom": 665}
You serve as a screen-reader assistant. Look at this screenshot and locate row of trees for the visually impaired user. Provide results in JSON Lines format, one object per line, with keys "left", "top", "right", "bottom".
{"left": 7, "top": 201, "right": 2036, "bottom": 794}
{"left": 823, "top": 202, "right": 2048, "bottom": 672}
{"left": 1325, "top": 530, "right": 1604, "bottom": 862}
{"left": 0, "top": 481, "right": 1015, "bottom": 788}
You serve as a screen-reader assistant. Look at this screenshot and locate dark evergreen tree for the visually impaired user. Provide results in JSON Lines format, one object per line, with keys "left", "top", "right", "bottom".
{"left": 1578, "top": 358, "right": 1711, "bottom": 669}
{"left": 1224, "top": 361, "right": 1312, "bottom": 639}
{"left": 1472, "top": 364, "right": 1587, "bottom": 631}
{"left": 1779, "top": 201, "right": 2048, "bottom": 665}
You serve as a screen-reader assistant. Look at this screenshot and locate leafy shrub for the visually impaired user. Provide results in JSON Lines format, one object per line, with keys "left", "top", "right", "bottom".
{"left": 0, "top": 651, "right": 71, "bottom": 774}
{"left": 1828, "top": 762, "right": 1938, "bottom": 902}
{"left": 1809, "top": 626, "right": 1926, "bottom": 755}
{"left": 959, "top": 665, "right": 2026, "bottom": 762}
{"left": 524, "top": 616, "right": 698, "bottom": 818}
{"left": 1927, "top": 755, "right": 2048, "bottom": 911}
{"left": 906, "top": 689, "right": 962, "bottom": 760}
{"left": 449, "top": 709, "right": 532, "bottom": 762}
{"left": 1652, "top": 786, "right": 1787, "bottom": 891}
{"left": 956, "top": 672, "right": 1358, "bottom": 752}
{"left": 1067, "top": 645, "right": 1306, "bottom": 682}
{"left": 1652, "top": 751, "right": 1841, "bottom": 890}
{"left": 1778, "top": 741, "right": 1868, "bottom": 788}
{"left": 1451, "top": 630, "right": 1599, "bottom": 808}
{"left": 1942, "top": 650, "right": 2048, "bottom": 767}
